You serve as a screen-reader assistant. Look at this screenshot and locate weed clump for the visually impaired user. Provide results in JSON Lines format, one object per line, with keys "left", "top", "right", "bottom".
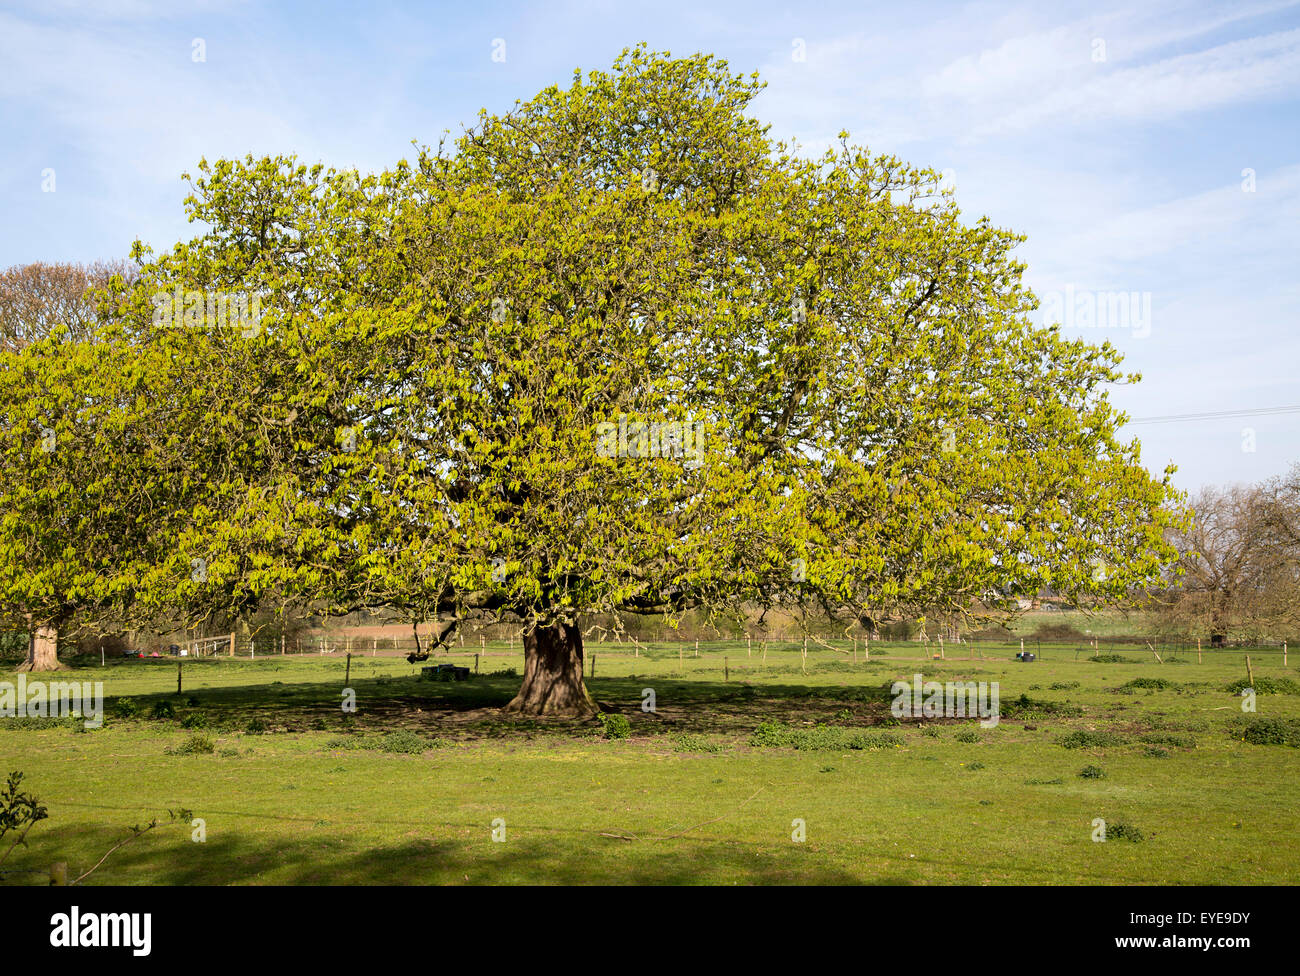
{"left": 1140, "top": 732, "right": 1195, "bottom": 749}
{"left": 670, "top": 732, "right": 722, "bottom": 752}
{"left": 379, "top": 730, "right": 434, "bottom": 753}
{"left": 167, "top": 734, "right": 215, "bottom": 755}
{"left": 750, "top": 721, "right": 900, "bottom": 751}
{"left": 112, "top": 698, "right": 140, "bottom": 718}
{"left": 1059, "top": 730, "right": 1127, "bottom": 749}
{"left": 1000, "top": 694, "right": 1084, "bottom": 720}
{"left": 149, "top": 700, "right": 176, "bottom": 720}
{"left": 1106, "top": 821, "right": 1145, "bottom": 842}
{"left": 1233, "top": 716, "right": 1300, "bottom": 747}
{"left": 324, "top": 730, "right": 438, "bottom": 753}
{"left": 598, "top": 713, "right": 632, "bottom": 740}
{"left": 1124, "top": 677, "right": 1177, "bottom": 691}
{"left": 1225, "top": 677, "right": 1300, "bottom": 695}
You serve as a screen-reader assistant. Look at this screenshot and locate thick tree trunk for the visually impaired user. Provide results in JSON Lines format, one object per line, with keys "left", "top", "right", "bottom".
{"left": 17, "top": 625, "right": 64, "bottom": 672}
{"left": 503, "top": 621, "right": 597, "bottom": 718}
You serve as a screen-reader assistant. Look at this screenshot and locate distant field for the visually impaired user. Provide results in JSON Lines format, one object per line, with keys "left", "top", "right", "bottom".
{"left": 2, "top": 639, "right": 1297, "bottom": 885}
{"left": 1006, "top": 609, "right": 1162, "bottom": 638}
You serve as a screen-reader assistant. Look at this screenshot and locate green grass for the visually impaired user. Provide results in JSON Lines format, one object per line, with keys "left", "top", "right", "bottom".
{"left": 1, "top": 639, "right": 1297, "bottom": 885}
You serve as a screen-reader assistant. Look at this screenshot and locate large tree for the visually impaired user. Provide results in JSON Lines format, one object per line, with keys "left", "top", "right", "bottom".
{"left": 0, "top": 48, "right": 1181, "bottom": 704}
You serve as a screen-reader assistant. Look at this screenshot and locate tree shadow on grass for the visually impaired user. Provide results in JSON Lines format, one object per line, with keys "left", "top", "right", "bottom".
{"left": 11, "top": 822, "right": 888, "bottom": 885}
{"left": 96, "top": 671, "right": 911, "bottom": 741}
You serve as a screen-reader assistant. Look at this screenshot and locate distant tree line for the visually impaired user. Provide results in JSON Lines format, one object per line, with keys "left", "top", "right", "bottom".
{"left": 1154, "top": 467, "right": 1300, "bottom": 643}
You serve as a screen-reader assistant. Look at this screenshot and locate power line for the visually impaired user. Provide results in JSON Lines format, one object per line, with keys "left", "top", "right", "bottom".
{"left": 1125, "top": 405, "right": 1300, "bottom": 426}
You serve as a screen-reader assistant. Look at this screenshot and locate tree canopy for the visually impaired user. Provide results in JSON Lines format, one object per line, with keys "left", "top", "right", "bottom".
{"left": 0, "top": 47, "right": 1183, "bottom": 707}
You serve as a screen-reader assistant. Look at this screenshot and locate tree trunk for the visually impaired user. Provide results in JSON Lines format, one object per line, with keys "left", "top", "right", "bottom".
{"left": 17, "top": 625, "right": 64, "bottom": 672}
{"left": 503, "top": 621, "right": 597, "bottom": 718}
{"left": 1210, "top": 603, "right": 1228, "bottom": 648}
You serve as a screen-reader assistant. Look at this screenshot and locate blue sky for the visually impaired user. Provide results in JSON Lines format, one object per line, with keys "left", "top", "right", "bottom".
{"left": 2, "top": 0, "right": 1297, "bottom": 493}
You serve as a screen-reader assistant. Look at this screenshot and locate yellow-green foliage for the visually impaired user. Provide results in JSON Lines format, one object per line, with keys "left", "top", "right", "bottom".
{"left": 0, "top": 46, "right": 1183, "bottom": 640}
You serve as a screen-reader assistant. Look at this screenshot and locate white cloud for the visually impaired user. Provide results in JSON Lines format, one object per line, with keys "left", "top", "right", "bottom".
{"left": 979, "top": 27, "right": 1300, "bottom": 136}
{"left": 1029, "top": 164, "right": 1300, "bottom": 286}
{"left": 752, "top": 2, "right": 1300, "bottom": 151}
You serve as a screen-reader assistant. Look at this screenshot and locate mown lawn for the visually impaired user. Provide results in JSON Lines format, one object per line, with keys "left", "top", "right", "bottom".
{"left": 1, "top": 640, "right": 1297, "bottom": 884}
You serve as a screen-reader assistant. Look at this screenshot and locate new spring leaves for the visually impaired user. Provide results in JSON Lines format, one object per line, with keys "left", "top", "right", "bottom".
{"left": 150, "top": 287, "right": 262, "bottom": 337}
{"left": 0, "top": 48, "right": 1183, "bottom": 670}
{"left": 595, "top": 414, "right": 708, "bottom": 467}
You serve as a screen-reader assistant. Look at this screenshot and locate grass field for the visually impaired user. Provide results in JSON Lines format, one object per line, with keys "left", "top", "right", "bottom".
{"left": 2, "top": 639, "right": 1298, "bottom": 885}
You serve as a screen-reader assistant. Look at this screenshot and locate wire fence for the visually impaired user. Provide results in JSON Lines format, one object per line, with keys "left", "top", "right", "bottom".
{"left": 1, "top": 629, "right": 1293, "bottom": 667}
{"left": 104, "top": 633, "right": 1291, "bottom": 673}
